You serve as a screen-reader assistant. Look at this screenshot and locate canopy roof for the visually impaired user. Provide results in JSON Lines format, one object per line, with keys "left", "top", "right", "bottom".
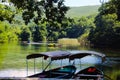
{"left": 26, "top": 50, "right": 106, "bottom": 61}
{"left": 26, "top": 51, "right": 71, "bottom": 60}
{"left": 69, "top": 50, "right": 106, "bottom": 60}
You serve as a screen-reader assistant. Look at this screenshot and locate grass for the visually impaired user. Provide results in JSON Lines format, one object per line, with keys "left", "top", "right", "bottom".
{"left": 58, "top": 38, "right": 80, "bottom": 46}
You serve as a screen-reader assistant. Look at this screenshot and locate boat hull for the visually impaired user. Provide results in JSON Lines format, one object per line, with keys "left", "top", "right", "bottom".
{"left": 73, "top": 66, "right": 103, "bottom": 79}
{"left": 28, "top": 65, "right": 76, "bottom": 79}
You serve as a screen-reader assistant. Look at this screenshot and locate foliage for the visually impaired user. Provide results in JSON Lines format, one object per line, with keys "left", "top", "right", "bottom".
{"left": 67, "top": 15, "right": 95, "bottom": 38}
{"left": 0, "top": 21, "right": 19, "bottom": 43}
{"left": 32, "top": 25, "right": 47, "bottom": 42}
{"left": 88, "top": 0, "right": 120, "bottom": 48}
{"left": 19, "top": 26, "right": 30, "bottom": 41}
{"left": 0, "top": 4, "right": 22, "bottom": 43}
{"left": 0, "top": 4, "right": 15, "bottom": 23}
{"left": 10, "top": 0, "right": 69, "bottom": 24}
{"left": 10, "top": 0, "right": 70, "bottom": 41}
{"left": 1, "top": 0, "right": 120, "bottom": 49}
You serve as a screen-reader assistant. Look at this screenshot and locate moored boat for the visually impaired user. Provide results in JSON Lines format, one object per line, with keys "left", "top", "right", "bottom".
{"left": 26, "top": 50, "right": 106, "bottom": 79}
{"left": 26, "top": 51, "right": 76, "bottom": 79}
{"left": 69, "top": 50, "right": 106, "bottom": 79}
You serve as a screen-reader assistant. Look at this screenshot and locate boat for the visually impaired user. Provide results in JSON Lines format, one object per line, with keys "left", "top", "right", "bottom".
{"left": 26, "top": 50, "right": 106, "bottom": 79}
{"left": 26, "top": 51, "right": 76, "bottom": 79}
{"left": 68, "top": 50, "right": 106, "bottom": 79}
{"left": 73, "top": 66, "right": 104, "bottom": 79}
{"left": 28, "top": 65, "right": 76, "bottom": 78}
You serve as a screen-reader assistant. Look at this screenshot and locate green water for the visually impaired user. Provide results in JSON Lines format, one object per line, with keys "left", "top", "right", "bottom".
{"left": 0, "top": 43, "right": 120, "bottom": 79}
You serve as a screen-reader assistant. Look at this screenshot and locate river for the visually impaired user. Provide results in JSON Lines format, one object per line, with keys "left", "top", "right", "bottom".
{"left": 0, "top": 42, "right": 120, "bottom": 79}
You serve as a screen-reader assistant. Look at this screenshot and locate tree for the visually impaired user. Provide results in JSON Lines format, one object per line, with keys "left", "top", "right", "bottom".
{"left": 32, "top": 25, "right": 47, "bottom": 42}
{"left": 20, "top": 27, "right": 30, "bottom": 41}
{"left": 67, "top": 16, "right": 95, "bottom": 38}
{"left": 10, "top": 0, "right": 69, "bottom": 41}
{"left": 0, "top": 4, "right": 15, "bottom": 23}
{"left": 0, "top": 21, "right": 19, "bottom": 43}
{"left": 10, "top": 0, "right": 69, "bottom": 24}
{"left": 88, "top": 0, "right": 120, "bottom": 48}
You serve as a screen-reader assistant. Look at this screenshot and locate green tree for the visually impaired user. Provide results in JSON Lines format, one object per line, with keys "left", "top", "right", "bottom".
{"left": 10, "top": 0, "right": 69, "bottom": 41}
{"left": 32, "top": 25, "right": 47, "bottom": 42}
{"left": 10, "top": 0, "right": 69, "bottom": 24}
{"left": 20, "top": 27, "right": 30, "bottom": 41}
{"left": 0, "top": 21, "right": 19, "bottom": 43}
{"left": 67, "top": 16, "right": 95, "bottom": 38}
{"left": 0, "top": 4, "right": 15, "bottom": 23}
{"left": 89, "top": 0, "right": 120, "bottom": 48}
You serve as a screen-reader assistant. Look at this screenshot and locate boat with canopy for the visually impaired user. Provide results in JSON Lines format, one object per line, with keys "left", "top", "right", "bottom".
{"left": 26, "top": 51, "right": 76, "bottom": 79}
{"left": 69, "top": 50, "right": 105, "bottom": 79}
{"left": 26, "top": 50, "right": 106, "bottom": 79}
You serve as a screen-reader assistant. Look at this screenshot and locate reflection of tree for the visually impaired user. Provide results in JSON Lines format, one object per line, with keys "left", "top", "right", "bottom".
{"left": 31, "top": 44, "right": 47, "bottom": 52}
{"left": 0, "top": 44, "right": 8, "bottom": 69}
{"left": 104, "top": 65, "right": 120, "bottom": 80}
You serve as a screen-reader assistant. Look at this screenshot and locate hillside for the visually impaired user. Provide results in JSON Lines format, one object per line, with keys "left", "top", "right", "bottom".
{"left": 66, "top": 5, "right": 100, "bottom": 18}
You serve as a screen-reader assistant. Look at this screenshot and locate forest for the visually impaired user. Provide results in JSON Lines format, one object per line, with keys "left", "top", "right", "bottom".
{"left": 0, "top": 0, "right": 120, "bottom": 48}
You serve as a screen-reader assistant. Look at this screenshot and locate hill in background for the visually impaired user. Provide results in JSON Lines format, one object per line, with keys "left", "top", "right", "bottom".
{"left": 66, "top": 5, "right": 100, "bottom": 18}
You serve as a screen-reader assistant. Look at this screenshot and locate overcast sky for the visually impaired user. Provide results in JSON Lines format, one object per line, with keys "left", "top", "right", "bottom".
{"left": 64, "top": 0, "right": 109, "bottom": 7}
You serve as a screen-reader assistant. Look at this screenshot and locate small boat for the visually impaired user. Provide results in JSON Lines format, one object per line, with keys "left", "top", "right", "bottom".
{"left": 73, "top": 66, "right": 104, "bottom": 79}
{"left": 47, "top": 43, "right": 56, "bottom": 47}
{"left": 26, "top": 51, "right": 76, "bottom": 79}
{"left": 26, "top": 50, "right": 106, "bottom": 79}
{"left": 29, "top": 65, "right": 76, "bottom": 79}
{"left": 69, "top": 50, "right": 106, "bottom": 79}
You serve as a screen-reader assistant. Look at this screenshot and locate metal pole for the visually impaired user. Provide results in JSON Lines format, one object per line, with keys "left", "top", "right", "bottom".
{"left": 79, "top": 59, "right": 81, "bottom": 69}
{"left": 43, "top": 60, "right": 52, "bottom": 72}
{"left": 61, "top": 60, "right": 62, "bottom": 66}
{"left": 26, "top": 59, "right": 28, "bottom": 76}
{"left": 34, "top": 59, "right": 36, "bottom": 74}
{"left": 42, "top": 57, "right": 44, "bottom": 71}
{"left": 49, "top": 58, "right": 51, "bottom": 77}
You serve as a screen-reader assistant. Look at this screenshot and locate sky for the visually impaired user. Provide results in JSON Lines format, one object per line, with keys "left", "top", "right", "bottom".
{"left": 64, "top": 0, "right": 109, "bottom": 7}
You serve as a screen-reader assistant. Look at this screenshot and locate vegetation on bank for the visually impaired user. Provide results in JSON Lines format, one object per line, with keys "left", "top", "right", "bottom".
{"left": 58, "top": 38, "right": 80, "bottom": 46}
{"left": 0, "top": 0, "right": 120, "bottom": 48}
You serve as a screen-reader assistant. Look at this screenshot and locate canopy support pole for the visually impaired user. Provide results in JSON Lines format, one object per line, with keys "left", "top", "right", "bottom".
{"left": 26, "top": 59, "right": 28, "bottom": 76}
{"left": 34, "top": 59, "right": 36, "bottom": 74}
{"left": 61, "top": 60, "right": 62, "bottom": 66}
{"left": 42, "top": 57, "right": 44, "bottom": 71}
{"left": 79, "top": 59, "right": 81, "bottom": 69}
{"left": 43, "top": 60, "right": 52, "bottom": 72}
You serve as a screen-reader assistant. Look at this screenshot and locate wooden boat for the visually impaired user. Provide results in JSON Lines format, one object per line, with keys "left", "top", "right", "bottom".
{"left": 28, "top": 65, "right": 76, "bottom": 78}
{"left": 26, "top": 51, "right": 76, "bottom": 79}
{"left": 73, "top": 66, "right": 104, "bottom": 79}
{"left": 69, "top": 50, "right": 106, "bottom": 79}
{"left": 26, "top": 50, "right": 106, "bottom": 79}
